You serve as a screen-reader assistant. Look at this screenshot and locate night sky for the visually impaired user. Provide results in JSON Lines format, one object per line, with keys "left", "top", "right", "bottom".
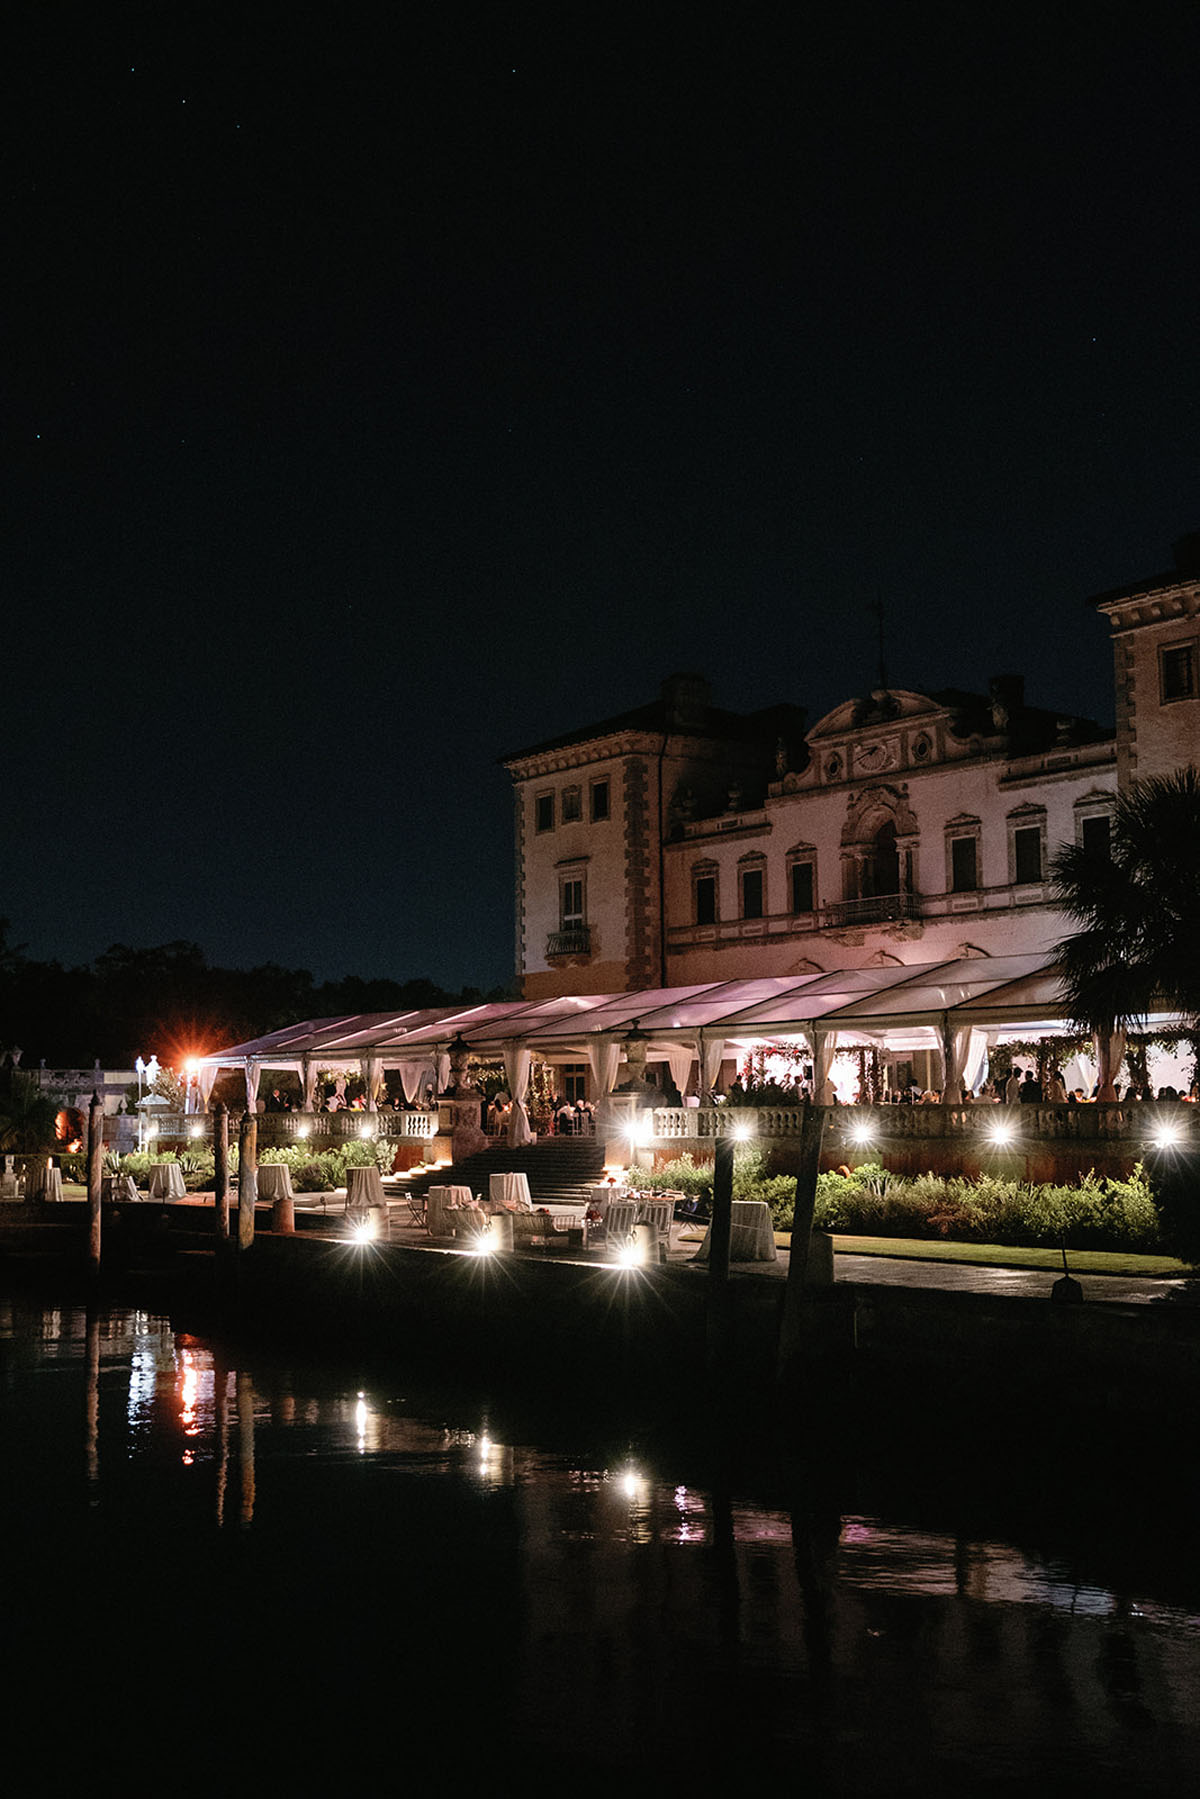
{"left": 7, "top": 6, "right": 1199, "bottom": 992}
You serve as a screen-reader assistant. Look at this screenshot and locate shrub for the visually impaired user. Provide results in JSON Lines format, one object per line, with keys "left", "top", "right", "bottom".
{"left": 628, "top": 1154, "right": 713, "bottom": 1198}
{"left": 642, "top": 1151, "right": 1165, "bottom": 1253}
{"left": 819, "top": 1163, "right": 1162, "bottom": 1251}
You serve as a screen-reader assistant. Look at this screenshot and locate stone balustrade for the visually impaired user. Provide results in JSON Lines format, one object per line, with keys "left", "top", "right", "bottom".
{"left": 634, "top": 1101, "right": 1195, "bottom": 1147}
{"left": 141, "top": 1110, "right": 439, "bottom": 1145}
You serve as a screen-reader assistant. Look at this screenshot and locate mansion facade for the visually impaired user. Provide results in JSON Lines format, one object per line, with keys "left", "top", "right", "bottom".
{"left": 504, "top": 536, "right": 1200, "bottom": 1001}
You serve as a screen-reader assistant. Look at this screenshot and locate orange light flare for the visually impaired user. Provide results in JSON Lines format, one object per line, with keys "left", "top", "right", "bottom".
{"left": 55, "top": 1108, "right": 85, "bottom": 1144}
{"left": 178, "top": 1350, "right": 201, "bottom": 1438}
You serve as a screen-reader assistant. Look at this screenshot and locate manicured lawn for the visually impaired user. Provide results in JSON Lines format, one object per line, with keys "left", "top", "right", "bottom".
{"left": 823, "top": 1233, "right": 1191, "bottom": 1278}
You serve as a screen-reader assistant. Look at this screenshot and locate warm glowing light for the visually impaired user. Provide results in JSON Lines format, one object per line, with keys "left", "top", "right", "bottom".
{"left": 620, "top": 1467, "right": 647, "bottom": 1502}
{"left": 616, "top": 1240, "right": 644, "bottom": 1267}
{"left": 350, "top": 1216, "right": 376, "bottom": 1243}
{"left": 1153, "top": 1122, "right": 1183, "bottom": 1148}
{"left": 850, "top": 1119, "right": 875, "bottom": 1145}
{"left": 296, "top": 1123, "right": 311, "bottom": 1140}
{"left": 731, "top": 1118, "right": 755, "bottom": 1142}
{"left": 990, "top": 1119, "right": 1015, "bottom": 1144}
{"left": 189, "top": 1124, "right": 203, "bottom": 1139}
{"left": 358, "top": 1123, "right": 373, "bottom": 1140}
{"left": 474, "top": 1231, "right": 497, "bottom": 1255}
{"left": 179, "top": 1354, "right": 199, "bottom": 1434}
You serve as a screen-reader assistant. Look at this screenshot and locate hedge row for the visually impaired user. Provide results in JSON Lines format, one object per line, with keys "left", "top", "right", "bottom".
{"left": 630, "top": 1152, "right": 1163, "bottom": 1253}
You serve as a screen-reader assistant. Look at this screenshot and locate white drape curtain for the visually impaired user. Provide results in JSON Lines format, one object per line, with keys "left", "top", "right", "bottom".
{"left": 302, "top": 1058, "right": 319, "bottom": 1112}
{"left": 699, "top": 1036, "right": 726, "bottom": 1095}
{"left": 198, "top": 1065, "right": 218, "bottom": 1109}
{"left": 435, "top": 1052, "right": 451, "bottom": 1095}
{"left": 244, "top": 1062, "right": 261, "bottom": 1112}
{"left": 962, "top": 1028, "right": 989, "bottom": 1096}
{"left": 502, "top": 1042, "right": 533, "bottom": 1145}
{"left": 399, "top": 1061, "right": 428, "bottom": 1104}
{"left": 1093, "top": 1028, "right": 1127, "bottom": 1102}
{"left": 809, "top": 1030, "right": 834, "bottom": 1105}
{"left": 941, "top": 1021, "right": 988, "bottom": 1103}
{"left": 361, "top": 1056, "right": 385, "bottom": 1112}
{"left": 662, "top": 1044, "right": 694, "bottom": 1098}
{"left": 586, "top": 1035, "right": 622, "bottom": 1097}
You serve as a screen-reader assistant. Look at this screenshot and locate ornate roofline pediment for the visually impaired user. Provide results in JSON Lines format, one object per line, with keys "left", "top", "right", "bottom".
{"left": 808, "top": 689, "right": 945, "bottom": 742}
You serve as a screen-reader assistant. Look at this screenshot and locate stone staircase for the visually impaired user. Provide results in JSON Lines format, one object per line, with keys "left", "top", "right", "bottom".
{"left": 401, "top": 1136, "right": 607, "bottom": 1211}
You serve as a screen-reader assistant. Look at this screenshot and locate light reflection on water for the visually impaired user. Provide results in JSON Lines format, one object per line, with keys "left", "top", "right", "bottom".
{"left": 3, "top": 1296, "right": 1200, "bottom": 1791}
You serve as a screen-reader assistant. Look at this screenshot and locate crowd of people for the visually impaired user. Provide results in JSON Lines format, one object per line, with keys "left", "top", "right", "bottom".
{"left": 256, "top": 1066, "right": 1196, "bottom": 1117}
{"left": 881, "top": 1067, "right": 1197, "bottom": 1105}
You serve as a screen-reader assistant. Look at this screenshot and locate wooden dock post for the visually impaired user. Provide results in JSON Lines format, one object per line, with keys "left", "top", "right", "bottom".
{"left": 705, "top": 1135, "right": 735, "bottom": 1376}
{"left": 86, "top": 1090, "right": 103, "bottom": 1277}
{"left": 212, "top": 1102, "right": 230, "bottom": 1239}
{"left": 237, "top": 1111, "right": 257, "bottom": 1250}
{"left": 777, "top": 1101, "right": 828, "bottom": 1389}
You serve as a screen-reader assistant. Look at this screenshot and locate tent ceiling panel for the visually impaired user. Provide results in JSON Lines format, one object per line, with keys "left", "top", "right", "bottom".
{"left": 622, "top": 975, "right": 830, "bottom": 1032}
{"left": 197, "top": 956, "right": 1192, "bottom": 1075}
{"left": 529, "top": 985, "right": 727, "bottom": 1040}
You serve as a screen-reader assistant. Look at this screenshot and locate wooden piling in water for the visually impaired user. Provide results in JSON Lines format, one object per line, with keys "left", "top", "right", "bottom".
{"left": 777, "top": 1101, "right": 829, "bottom": 1389}
{"left": 237, "top": 1111, "right": 257, "bottom": 1250}
{"left": 705, "top": 1135, "right": 734, "bottom": 1376}
{"left": 86, "top": 1091, "right": 103, "bottom": 1277}
{"left": 213, "top": 1103, "right": 230, "bottom": 1239}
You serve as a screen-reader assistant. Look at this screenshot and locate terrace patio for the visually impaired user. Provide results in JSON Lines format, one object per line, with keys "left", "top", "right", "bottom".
{"left": 172, "top": 953, "right": 1193, "bottom": 1186}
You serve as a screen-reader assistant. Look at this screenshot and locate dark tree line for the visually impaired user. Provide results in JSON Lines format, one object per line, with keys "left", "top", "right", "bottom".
{"left": 0, "top": 923, "right": 512, "bottom": 1067}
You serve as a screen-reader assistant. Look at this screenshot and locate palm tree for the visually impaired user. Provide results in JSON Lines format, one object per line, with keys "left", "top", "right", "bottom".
{"left": 0, "top": 1070, "right": 58, "bottom": 1154}
{"left": 1050, "top": 765, "right": 1200, "bottom": 1080}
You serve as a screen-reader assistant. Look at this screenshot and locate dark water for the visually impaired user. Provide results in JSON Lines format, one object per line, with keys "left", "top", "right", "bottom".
{"left": 3, "top": 1292, "right": 1199, "bottom": 1794}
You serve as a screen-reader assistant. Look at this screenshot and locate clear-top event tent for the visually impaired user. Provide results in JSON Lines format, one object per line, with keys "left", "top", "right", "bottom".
{"left": 193, "top": 954, "right": 1182, "bottom": 1124}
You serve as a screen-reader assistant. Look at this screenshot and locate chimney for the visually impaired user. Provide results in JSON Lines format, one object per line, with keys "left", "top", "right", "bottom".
{"left": 989, "top": 674, "right": 1025, "bottom": 732}
{"left": 660, "top": 672, "right": 712, "bottom": 731}
{"left": 1172, "top": 532, "right": 1200, "bottom": 574}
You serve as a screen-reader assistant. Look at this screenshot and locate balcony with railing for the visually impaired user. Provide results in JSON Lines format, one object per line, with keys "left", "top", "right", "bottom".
{"left": 546, "top": 925, "right": 591, "bottom": 958}
{"left": 823, "top": 892, "right": 923, "bottom": 928}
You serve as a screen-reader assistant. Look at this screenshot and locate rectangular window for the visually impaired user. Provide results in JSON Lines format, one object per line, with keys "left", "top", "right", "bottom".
{"left": 741, "top": 869, "right": 764, "bottom": 919}
{"left": 950, "top": 836, "right": 978, "bottom": 892}
{"left": 590, "top": 779, "right": 610, "bottom": 821}
{"left": 1013, "top": 826, "right": 1042, "bottom": 883}
{"left": 1161, "top": 643, "right": 1196, "bottom": 702}
{"left": 1081, "top": 814, "right": 1111, "bottom": 859}
{"left": 695, "top": 876, "right": 716, "bottom": 925}
{"left": 535, "top": 792, "right": 554, "bottom": 833}
{"left": 790, "top": 861, "right": 815, "bottom": 914}
{"left": 561, "top": 785, "right": 582, "bottom": 822}
{"left": 562, "top": 1064, "right": 587, "bottom": 1102}
{"left": 560, "top": 878, "right": 585, "bottom": 928}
